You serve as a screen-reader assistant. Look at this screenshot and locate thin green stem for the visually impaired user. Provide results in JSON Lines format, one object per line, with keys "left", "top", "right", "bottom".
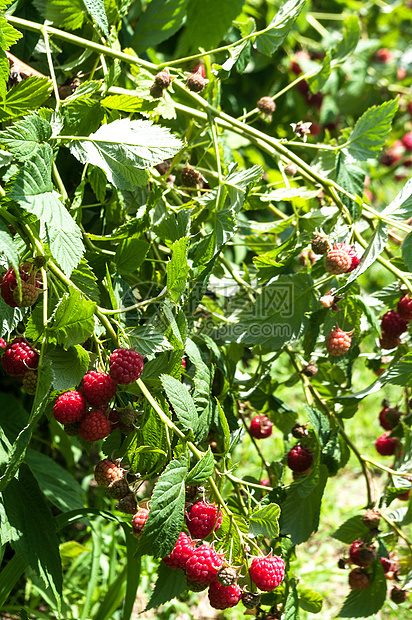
{"left": 41, "top": 25, "right": 60, "bottom": 112}
{"left": 361, "top": 456, "right": 412, "bottom": 478}
{"left": 380, "top": 512, "right": 412, "bottom": 552}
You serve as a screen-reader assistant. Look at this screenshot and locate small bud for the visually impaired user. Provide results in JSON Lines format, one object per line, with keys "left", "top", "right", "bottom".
{"left": 284, "top": 163, "right": 298, "bottom": 177}
{"left": 302, "top": 363, "right": 318, "bottom": 377}
{"left": 362, "top": 509, "right": 380, "bottom": 530}
{"left": 257, "top": 96, "right": 276, "bottom": 118}
{"left": 149, "top": 82, "right": 164, "bottom": 99}
{"left": 181, "top": 163, "right": 203, "bottom": 188}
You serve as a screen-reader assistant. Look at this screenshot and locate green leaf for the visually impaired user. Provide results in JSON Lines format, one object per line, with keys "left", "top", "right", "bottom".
{"left": 177, "top": 0, "right": 244, "bottom": 55}
{"left": 0, "top": 219, "right": 19, "bottom": 272}
{"left": 332, "top": 515, "right": 370, "bottom": 543}
{"left": 70, "top": 118, "right": 183, "bottom": 190}
{"left": 83, "top": 0, "right": 109, "bottom": 37}
{"left": 0, "top": 114, "right": 52, "bottom": 161}
{"left": 249, "top": 503, "right": 280, "bottom": 539}
{"left": 298, "top": 588, "right": 323, "bottom": 613}
{"left": 186, "top": 448, "right": 214, "bottom": 485}
{"left": 114, "top": 236, "right": 150, "bottom": 274}
{"left": 220, "top": 273, "right": 319, "bottom": 349}
{"left": 402, "top": 231, "right": 412, "bottom": 271}
{"left": 333, "top": 14, "right": 360, "bottom": 64}
{"left": 308, "top": 51, "right": 331, "bottom": 93}
{"left": 160, "top": 374, "right": 197, "bottom": 432}
{"left": 0, "top": 388, "right": 50, "bottom": 493}
{"left": 44, "top": 344, "right": 89, "bottom": 391}
{"left": 0, "top": 553, "right": 26, "bottom": 608}
{"left": 25, "top": 449, "right": 85, "bottom": 512}
{"left": 47, "top": 288, "right": 96, "bottom": 348}
{"left": 129, "top": 325, "right": 174, "bottom": 356}
{"left": 342, "top": 99, "right": 398, "bottom": 161}
{"left": 10, "top": 144, "right": 84, "bottom": 276}
{"left": 342, "top": 221, "right": 388, "bottom": 288}
{"left": 1, "top": 464, "right": 62, "bottom": 600}
{"left": 185, "top": 338, "right": 213, "bottom": 440}
{"left": 380, "top": 177, "right": 412, "bottom": 222}
{"left": 137, "top": 455, "right": 188, "bottom": 558}
{"left": 338, "top": 560, "right": 387, "bottom": 617}
{"left": 381, "top": 352, "right": 412, "bottom": 387}
{"left": 255, "top": 0, "right": 306, "bottom": 56}
{"left": 0, "top": 15, "right": 22, "bottom": 52}
{"left": 283, "top": 580, "right": 300, "bottom": 620}
{"left": 167, "top": 237, "right": 189, "bottom": 302}
{"left": 131, "top": 0, "right": 188, "bottom": 52}
{"left": 0, "top": 77, "right": 53, "bottom": 121}
{"left": 33, "top": 0, "right": 85, "bottom": 30}
{"left": 145, "top": 561, "right": 187, "bottom": 611}
{"left": 71, "top": 257, "right": 101, "bottom": 303}
{"left": 335, "top": 154, "right": 365, "bottom": 220}
{"left": 216, "top": 398, "right": 230, "bottom": 455}
{"left": 280, "top": 465, "right": 328, "bottom": 545}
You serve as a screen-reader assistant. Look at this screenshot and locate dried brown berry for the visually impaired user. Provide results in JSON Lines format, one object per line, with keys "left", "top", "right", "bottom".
{"left": 186, "top": 69, "right": 207, "bottom": 93}
{"left": 311, "top": 230, "right": 330, "bottom": 255}
{"left": 390, "top": 585, "right": 408, "bottom": 604}
{"left": 149, "top": 82, "right": 164, "bottom": 99}
{"left": 108, "top": 477, "right": 130, "bottom": 500}
{"left": 257, "top": 96, "right": 276, "bottom": 116}
{"left": 116, "top": 492, "right": 137, "bottom": 514}
{"left": 154, "top": 69, "right": 172, "bottom": 89}
{"left": 181, "top": 164, "right": 203, "bottom": 188}
{"left": 348, "top": 568, "right": 370, "bottom": 590}
{"left": 362, "top": 509, "right": 380, "bottom": 530}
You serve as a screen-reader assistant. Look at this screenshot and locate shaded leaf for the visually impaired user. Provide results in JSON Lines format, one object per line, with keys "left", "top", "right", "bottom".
{"left": 255, "top": 0, "right": 305, "bottom": 56}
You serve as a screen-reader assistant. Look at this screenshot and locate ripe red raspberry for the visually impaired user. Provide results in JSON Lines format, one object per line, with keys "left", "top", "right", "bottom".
{"left": 94, "top": 459, "right": 124, "bottom": 486}
{"left": 375, "top": 432, "right": 399, "bottom": 456}
{"left": 381, "top": 310, "right": 408, "bottom": 337}
{"left": 0, "top": 338, "right": 6, "bottom": 348}
{"left": 348, "top": 568, "right": 370, "bottom": 590}
{"left": 381, "top": 140, "right": 405, "bottom": 166}
{"left": 185, "top": 544, "right": 223, "bottom": 584}
{"left": 287, "top": 445, "right": 313, "bottom": 473}
{"left": 380, "top": 557, "right": 392, "bottom": 573}
{"left": 325, "top": 243, "right": 352, "bottom": 274}
{"left": 186, "top": 501, "right": 222, "bottom": 539}
{"left": 79, "top": 409, "right": 111, "bottom": 441}
{"left": 375, "top": 48, "right": 393, "bottom": 63}
{"left": 1, "top": 338, "right": 39, "bottom": 376}
{"left": 82, "top": 371, "right": 117, "bottom": 407}
{"left": 22, "top": 370, "right": 37, "bottom": 395}
{"left": 1, "top": 263, "right": 41, "bottom": 308}
{"left": 132, "top": 508, "right": 149, "bottom": 537}
{"left": 53, "top": 390, "right": 86, "bottom": 424}
{"left": 379, "top": 332, "right": 401, "bottom": 350}
{"left": 109, "top": 348, "right": 144, "bottom": 384}
{"left": 249, "top": 555, "right": 285, "bottom": 591}
{"left": 349, "top": 540, "right": 376, "bottom": 567}
{"left": 162, "top": 532, "right": 196, "bottom": 569}
{"left": 249, "top": 414, "right": 273, "bottom": 439}
{"left": 208, "top": 581, "right": 242, "bottom": 610}
{"left": 397, "top": 295, "right": 412, "bottom": 321}
{"left": 346, "top": 246, "right": 360, "bottom": 272}
{"left": 191, "top": 64, "right": 206, "bottom": 79}
{"left": 402, "top": 132, "right": 412, "bottom": 152}
{"left": 325, "top": 326, "right": 352, "bottom": 356}
{"left": 379, "top": 406, "right": 401, "bottom": 430}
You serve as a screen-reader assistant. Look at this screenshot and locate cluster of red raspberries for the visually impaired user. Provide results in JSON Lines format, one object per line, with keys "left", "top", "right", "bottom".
{"left": 51, "top": 348, "right": 144, "bottom": 441}
{"left": 379, "top": 294, "right": 412, "bottom": 350}
{"left": 128, "top": 493, "right": 285, "bottom": 610}
{"left": 340, "top": 510, "right": 409, "bottom": 604}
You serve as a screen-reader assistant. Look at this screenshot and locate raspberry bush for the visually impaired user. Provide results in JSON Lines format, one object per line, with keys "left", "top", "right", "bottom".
{"left": 1, "top": 1, "right": 412, "bottom": 619}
